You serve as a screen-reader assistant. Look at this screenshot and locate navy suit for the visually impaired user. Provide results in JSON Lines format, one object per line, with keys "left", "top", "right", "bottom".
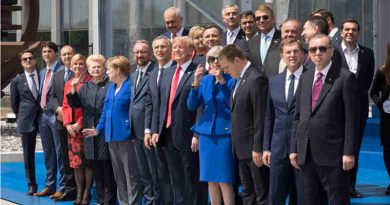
{"left": 291, "top": 63, "right": 359, "bottom": 205}
{"left": 264, "top": 70, "right": 305, "bottom": 205}
{"left": 162, "top": 28, "right": 189, "bottom": 40}
{"left": 129, "top": 62, "right": 160, "bottom": 205}
{"left": 38, "top": 62, "right": 65, "bottom": 191}
{"left": 335, "top": 43, "right": 375, "bottom": 189}
{"left": 154, "top": 62, "right": 203, "bottom": 205}
{"left": 10, "top": 71, "right": 40, "bottom": 189}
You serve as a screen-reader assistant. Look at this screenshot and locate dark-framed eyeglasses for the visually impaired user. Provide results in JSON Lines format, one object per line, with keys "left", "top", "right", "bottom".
{"left": 308, "top": 46, "right": 332, "bottom": 54}
{"left": 255, "top": 15, "right": 269, "bottom": 21}
{"left": 208, "top": 56, "right": 219, "bottom": 63}
{"left": 22, "top": 57, "right": 34, "bottom": 61}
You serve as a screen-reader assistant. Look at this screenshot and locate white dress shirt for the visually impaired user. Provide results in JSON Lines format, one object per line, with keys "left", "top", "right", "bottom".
{"left": 24, "top": 70, "right": 39, "bottom": 95}
{"left": 341, "top": 41, "right": 359, "bottom": 74}
{"left": 285, "top": 66, "right": 303, "bottom": 100}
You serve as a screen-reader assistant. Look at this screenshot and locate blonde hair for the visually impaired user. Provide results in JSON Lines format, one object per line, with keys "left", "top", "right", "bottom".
{"left": 106, "top": 56, "right": 130, "bottom": 76}
{"left": 256, "top": 4, "right": 274, "bottom": 17}
{"left": 172, "top": 36, "right": 195, "bottom": 53}
{"left": 70, "top": 54, "right": 86, "bottom": 67}
{"left": 86, "top": 54, "right": 106, "bottom": 68}
{"left": 188, "top": 26, "right": 205, "bottom": 40}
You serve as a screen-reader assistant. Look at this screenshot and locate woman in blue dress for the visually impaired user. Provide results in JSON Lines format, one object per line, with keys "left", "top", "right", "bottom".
{"left": 187, "top": 46, "right": 236, "bottom": 205}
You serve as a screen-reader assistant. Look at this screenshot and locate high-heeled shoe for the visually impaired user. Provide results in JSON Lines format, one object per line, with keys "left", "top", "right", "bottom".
{"left": 81, "top": 193, "right": 91, "bottom": 205}
{"left": 73, "top": 190, "right": 84, "bottom": 205}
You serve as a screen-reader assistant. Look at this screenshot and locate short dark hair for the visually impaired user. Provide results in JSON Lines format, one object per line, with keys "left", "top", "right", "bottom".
{"left": 279, "top": 39, "right": 304, "bottom": 53}
{"left": 307, "top": 15, "right": 329, "bottom": 35}
{"left": 204, "top": 25, "right": 222, "bottom": 34}
{"left": 41, "top": 41, "right": 58, "bottom": 53}
{"left": 218, "top": 44, "right": 245, "bottom": 62}
{"left": 311, "top": 8, "right": 335, "bottom": 24}
{"left": 341, "top": 18, "right": 360, "bottom": 31}
{"left": 240, "top": 10, "right": 255, "bottom": 19}
{"left": 20, "top": 50, "right": 34, "bottom": 60}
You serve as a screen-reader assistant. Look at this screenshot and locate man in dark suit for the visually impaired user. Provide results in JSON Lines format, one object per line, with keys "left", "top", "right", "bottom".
{"left": 263, "top": 39, "right": 305, "bottom": 205}
{"left": 46, "top": 45, "right": 76, "bottom": 201}
{"left": 193, "top": 25, "right": 222, "bottom": 69}
{"left": 219, "top": 44, "right": 269, "bottom": 205}
{"left": 335, "top": 19, "right": 375, "bottom": 198}
{"left": 35, "top": 41, "right": 66, "bottom": 197}
{"left": 290, "top": 34, "right": 359, "bottom": 205}
{"left": 163, "top": 7, "right": 189, "bottom": 41}
{"left": 145, "top": 35, "right": 175, "bottom": 205}
{"left": 10, "top": 50, "right": 40, "bottom": 195}
{"left": 246, "top": 4, "right": 281, "bottom": 78}
{"left": 220, "top": 4, "right": 246, "bottom": 51}
{"left": 240, "top": 11, "right": 259, "bottom": 41}
{"left": 129, "top": 40, "right": 156, "bottom": 205}
{"left": 311, "top": 9, "right": 341, "bottom": 46}
{"left": 151, "top": 36, "right": 204, "bottom": 205}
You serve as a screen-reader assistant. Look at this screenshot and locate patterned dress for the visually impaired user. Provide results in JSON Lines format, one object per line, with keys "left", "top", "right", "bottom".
{"left": 62, "top": 74, "right": 92, "bottom": 168}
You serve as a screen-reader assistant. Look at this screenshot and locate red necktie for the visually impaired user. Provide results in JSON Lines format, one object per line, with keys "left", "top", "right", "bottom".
{"left": 311, "top": 72, "right": 323, "bottom": 111}
{"left": 166, "top": 65, "right": 182, "bottom": 128}
{"left": 40, "top": 68, "right": 52, "bottom": 109}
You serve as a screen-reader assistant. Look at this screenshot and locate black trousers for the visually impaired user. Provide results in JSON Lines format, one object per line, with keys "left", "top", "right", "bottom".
{"left": 21, "top": 131, "right": 37, "bottom": 187}
{"left": 93, "top": 160, "right": 117, "bottom": 205}
{"left": 238, "top": 158, "right": 269, "bottom": 205}
{"left": 301, "top": 149, "right": 350, "bottom": 205}
{"left": 57, "top": 127, "right": 76, "bottom": 193}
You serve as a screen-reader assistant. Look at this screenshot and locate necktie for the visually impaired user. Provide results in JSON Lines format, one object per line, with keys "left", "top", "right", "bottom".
{"left": 40, "top": 68, "right": 52, "bottom": 109}
{"left": 157, "top": 67, "right": 163, "bottom": 87}
{"left": 29, "top": 73, "right": 39, "bottom": 100}
{"left": 311, "top": 72, "right": 323, "bottom": 111}
{"left": 228, "top": 31, "right": 234, "bottom": 44}
{"left": 64, "top": 69, "right": 71, "bottom": 83}
{"left": 233, "top": 77, "right": 241, "bottom": 98}
{"left": 136, "top": 70, "right": 143, "bottom": 90}
{"left": 287, "top": 74, "right": 295, "bottom": 107}
{"left": 166, "top": 65, "right": 181, "bottom": 128}
{"left": 260, "top": 35, "right": 269, "bottom": 64}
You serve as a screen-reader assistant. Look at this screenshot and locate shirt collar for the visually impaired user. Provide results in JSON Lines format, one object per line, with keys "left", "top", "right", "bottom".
{"left": 261, "top": 27, "right": 276, "bottom": 39}
{"left": 328, "top": 28, "right": 339, "bottom": 38}
{"left": 162, "top": 60, "right": 173, "bottom": 69}
{"left": 286, "top": 65, "right": 304, "bottom": 81}
{"left": 138, "top": 61, "right": 151, "bottom": 73}
{"left": 315, "top": 61, "right": 332, "bottom": 78}
{"left": 178, "top": 59, "right": 192, "bottom": 72}
{"left": 48, "top": 60, "right": 58, "bottom": 71}
{"left": 228, "top": 26, "right": 241, "bottom": 36}
{"left": 341, "top": 41, "right": 360, "bottom": 53}
{"left": 239, "top": 61, "right": 251, "bottom": 79}
{"left": 24, "top": 69, "right": 38, "bottom": 76}
{"left": 171, "top": 27, "right": 185, "bottom": 38}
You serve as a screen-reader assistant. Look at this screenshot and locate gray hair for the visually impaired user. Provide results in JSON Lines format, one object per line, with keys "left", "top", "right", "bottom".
{"left": 206, "top": 46, "right": 224, "bottom": 58}
{"left": 222, "top": 3, "right": 240, "bottom": 16}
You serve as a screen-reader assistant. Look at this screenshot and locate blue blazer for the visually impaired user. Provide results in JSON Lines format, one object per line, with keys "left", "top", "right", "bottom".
{"left": 96, "top": 77, "right": 132, "bottom": 142}
{"left": 39, "top": 62, "right": 64, "bottom": 113}
{"left": 187, "top": 74, "right": 235, "bottom": 136}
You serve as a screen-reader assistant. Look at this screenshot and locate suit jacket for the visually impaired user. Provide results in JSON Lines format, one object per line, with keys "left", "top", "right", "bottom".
{"left": 263, "top": 69, "right": 304, "bottom": 159}
{"left": 155, "top": 62, "right": 197, "bottom": 150}
{"left": 290, "top": 63, "right": 359, "bottom": 167}
{"left": 331, "top": 30, "right": 341, "bottom": 47}
{"left": 129, "top": 62, "right": 155, "bottom": 139}
{"left": 162, "top": 28, "right": 189, "bottom": 39}
{"left": 221, "top": 28, "right": 246, "bottom": 52}
{"left": 96, "top": 77, "right": 132, "bottom": 142}
{"left": 10, "top": 72, "right": 40, "bottom": 133}
{"left": 39, "top": 62, "right": 64, "bottom": 114}
{"left": 231, "top": 65, "right": 268, "bottom": 159}
{"left": 246, "top": 28, "right": 281, "bottom": 78}
{"left": 335, "top": 43, "right": 375, "bottom": 112}
{"left": 48, "top": 68, "right": 74, "bottom": 129}
{"left": 187, "top": 74, "right": 235, "bottom": 136}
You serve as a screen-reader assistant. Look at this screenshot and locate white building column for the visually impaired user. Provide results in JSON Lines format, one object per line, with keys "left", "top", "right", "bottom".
{"left": 51, "top": 0, "right": 61, "bottom": 44}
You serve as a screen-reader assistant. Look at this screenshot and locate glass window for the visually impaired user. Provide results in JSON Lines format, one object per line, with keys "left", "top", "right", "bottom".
{"left": 38, "top": 0, "right": 51, "bottom": 31}
{"left": 61, "top": 0, "right": 89, "bottom": 29}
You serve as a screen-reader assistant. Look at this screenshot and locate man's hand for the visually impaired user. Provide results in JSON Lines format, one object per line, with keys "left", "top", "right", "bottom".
{"left": 144, "top": 133, "right": 152, "bottom": 150}
{"left": 289, "top": 153, "right": 300, "bottom": 169}
{"left": 191, "top": 136, "right": 199, "bottom": 152}
{"left": 151, "top": 133, "right": 159, "bottom": 147}
{"left": 56, "top": 107, "right": 63, "bottom": 121}
{"left": 342, "top": 155, "right": 355, "bottom": 171}
{"left": 82, "top": 128, "right": 99, "bottom": 137}
{"left": 252, "top": 151, "right": 263, "bottom": 167}
{"left": 262, "top": 151, "right": 271, "bottom": 167}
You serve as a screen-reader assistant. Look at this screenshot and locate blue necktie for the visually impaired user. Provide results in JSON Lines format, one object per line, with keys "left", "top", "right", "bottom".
{"left": 260, "top": 35, "right": 269, "bottom": 64}
{"left": 64, "top": 69, "right": 71, "bottom": 83}
{"left": 287, "top": 74, "right": 295, "bottom": 107}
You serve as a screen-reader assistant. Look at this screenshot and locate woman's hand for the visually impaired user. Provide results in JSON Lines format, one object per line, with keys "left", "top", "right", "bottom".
{"left": 210, "top": 67, "right": 225, "bottom": 84}
{"left": 70, "top": 78, "right": 80, "bottom": 94}
{"left": 66, "top": 124, "right": 76, "bottom": 137}
{"left": 193, "top": 65, "right": 205, "bottom": 87}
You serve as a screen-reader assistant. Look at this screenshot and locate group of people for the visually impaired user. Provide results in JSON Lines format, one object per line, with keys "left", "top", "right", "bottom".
{"left": 10, "top": 3, "right": 390, "bottom": 205}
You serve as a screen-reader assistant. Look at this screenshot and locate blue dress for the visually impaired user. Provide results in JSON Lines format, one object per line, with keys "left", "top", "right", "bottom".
{"left": 187, "top": 74, "right": 236, "bottom": 183}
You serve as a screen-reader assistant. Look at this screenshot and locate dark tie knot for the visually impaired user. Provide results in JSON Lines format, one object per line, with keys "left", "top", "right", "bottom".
{"left": 316, "top": 72, "right": 323, "bottom": 78}
{"left": 30, "top": 73, "right": 35, "bottom": 77}
{"left": 289, "top": 74, "right": 295, "bottom": 80}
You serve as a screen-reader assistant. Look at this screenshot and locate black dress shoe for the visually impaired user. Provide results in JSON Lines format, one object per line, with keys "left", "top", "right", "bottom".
{"left": 55, "top": 191, "right": 77, "bottom": 201}
{"left": 385, "top": 184, "right": 390, "bottom": 195}
{"left": 26, "top": 186, "right": 37, "bottom": 195}
{"left": 350, "top": 188, "right": 364, "bottom": 198}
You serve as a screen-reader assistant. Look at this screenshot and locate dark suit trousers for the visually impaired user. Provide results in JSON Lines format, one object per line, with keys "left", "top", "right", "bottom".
{"left": 155, "top": 146, "right": 174, "bottom": 205}
{"left": 21, "top": 131, "right": 37, "bottom": 187}
{"left": 269, "top": 156, "right": 302, "bottom": 205}
{"left": 56, "top": 125, "right": 76, "bottom": 193}
{"left": 238, "top": 158, "right": 269, "bottom": 205}
{"left": 301, "top": 149, "right": 350, "bottom": 205}
{"left": 161, "top": 127, "right": 201, "bottom": 205}
{"left": 93, "top": 159, "right": 117, "bottom": 205}
{"left": 133, "top": 137, "right": 161, "bottom": 205}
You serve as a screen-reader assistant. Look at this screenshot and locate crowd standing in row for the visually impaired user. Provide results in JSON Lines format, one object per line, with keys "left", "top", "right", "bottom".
{"left": 10, "top": 3, "right": 390, "bottom": 205}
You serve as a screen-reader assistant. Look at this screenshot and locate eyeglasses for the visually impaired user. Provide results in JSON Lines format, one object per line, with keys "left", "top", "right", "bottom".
{"left": 308, "top": 46, "right": 332, "bottom": 54}
{"left": 208, "top": 56, "right": 219, "bottom": 63}
{"left": 255, "top": 15, "right": 269, "bottom": 21}
{"left": 22, "top": 57, "right": 34, "bottom": 61}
